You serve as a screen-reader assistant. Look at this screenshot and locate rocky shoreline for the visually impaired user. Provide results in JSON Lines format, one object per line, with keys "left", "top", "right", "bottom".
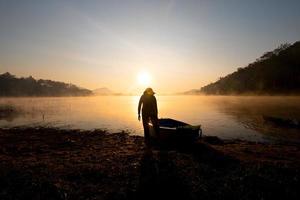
{"left": 0, "top": 127, "right": 299, "bottom": 200}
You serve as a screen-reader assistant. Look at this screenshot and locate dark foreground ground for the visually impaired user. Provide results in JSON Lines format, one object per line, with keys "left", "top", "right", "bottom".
{"left": 0, "top": 127, "right": 299, "bottom": 200}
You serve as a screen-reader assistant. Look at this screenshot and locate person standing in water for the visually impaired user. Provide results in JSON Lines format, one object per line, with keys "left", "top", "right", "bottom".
{"left": 138, "top": 88, "right": 159, "bottom": 141}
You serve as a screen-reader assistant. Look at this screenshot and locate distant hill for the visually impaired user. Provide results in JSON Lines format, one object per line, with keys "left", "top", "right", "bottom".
{"left": 0, "top": 72, "right": 92, "bottom": 96}
{"left": 180, "top": 89, "right": 203, "bottom": 95}
{"left": 93, "top": 87, "right": 116, "bottom": 95}
{"left": 200, "top": 41, "right": 300, "bottom": 95}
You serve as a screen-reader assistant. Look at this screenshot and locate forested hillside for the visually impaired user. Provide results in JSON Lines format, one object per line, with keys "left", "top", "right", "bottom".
{"left": 201, "top": 41, "right": 300, "bottom": 95}
{"left": 0, "top": 72, "right": 92, "bottom": 96}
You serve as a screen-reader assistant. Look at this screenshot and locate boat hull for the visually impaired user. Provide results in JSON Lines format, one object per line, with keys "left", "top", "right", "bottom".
{"left": 149, "top": 118, "right": 201, "bottom": 145}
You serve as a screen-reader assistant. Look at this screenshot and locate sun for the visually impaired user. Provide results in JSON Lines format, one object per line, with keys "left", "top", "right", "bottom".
{"left": 137, "top": 71, "right": 151, "bottom": 86}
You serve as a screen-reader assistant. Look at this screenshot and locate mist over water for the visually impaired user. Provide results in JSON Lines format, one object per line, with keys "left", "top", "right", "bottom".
{"left": 1, "top": 96, "right": 300, "bottom": 143}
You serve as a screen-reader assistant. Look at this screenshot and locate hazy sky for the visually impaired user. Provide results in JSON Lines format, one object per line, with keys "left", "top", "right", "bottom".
{"left": 1, "top": 0, "right": 300, "bottom": 94}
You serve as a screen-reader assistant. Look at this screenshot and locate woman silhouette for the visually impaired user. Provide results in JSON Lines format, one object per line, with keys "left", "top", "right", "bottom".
{"left": 138, "top": 88, "right": 159, "bottom": 141}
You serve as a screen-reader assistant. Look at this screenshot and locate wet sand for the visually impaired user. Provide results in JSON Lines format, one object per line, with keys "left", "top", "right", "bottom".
{"left": 0, "top": 127, "right": 299, "bottom": 200}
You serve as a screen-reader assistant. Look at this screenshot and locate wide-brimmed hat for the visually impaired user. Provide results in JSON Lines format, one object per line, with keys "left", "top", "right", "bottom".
{"left": 145, "top": 87, "right": 155, "bottom": 95}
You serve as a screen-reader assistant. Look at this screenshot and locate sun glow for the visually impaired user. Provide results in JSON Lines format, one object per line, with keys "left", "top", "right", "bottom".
{"left": 137, "top": 71, "right": 151, "bottom": 86}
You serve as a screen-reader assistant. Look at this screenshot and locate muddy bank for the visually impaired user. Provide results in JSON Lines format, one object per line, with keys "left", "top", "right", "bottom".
{"left": 0, "top": 127, "right": 299, "bottom": 200}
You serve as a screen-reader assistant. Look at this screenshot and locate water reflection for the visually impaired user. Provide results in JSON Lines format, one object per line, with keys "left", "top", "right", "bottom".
{"left": 0, "top": 96, "right": 142, "bottom": 132}
{"left": 0, "top": 105, "right": 22, "bottom": 122}
{"left": 214, "top": 96, "right": 300, "bottom": 142}
{"left": 0, "top": 96, "right": 300, "bottom": 143}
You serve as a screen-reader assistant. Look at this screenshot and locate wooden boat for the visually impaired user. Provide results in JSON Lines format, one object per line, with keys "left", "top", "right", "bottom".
{"left": 149, "top": 118, "right": 202, "bottom": 144}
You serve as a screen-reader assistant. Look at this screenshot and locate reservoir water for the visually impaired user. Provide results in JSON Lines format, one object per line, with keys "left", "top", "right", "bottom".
{"left": 1, "top": 96, "right": 300, "bottom": 143}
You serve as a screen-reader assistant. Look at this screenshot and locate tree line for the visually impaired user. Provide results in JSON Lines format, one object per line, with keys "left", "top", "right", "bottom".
{"left": 0, "top": 72, "right": 92, "bottom": 96}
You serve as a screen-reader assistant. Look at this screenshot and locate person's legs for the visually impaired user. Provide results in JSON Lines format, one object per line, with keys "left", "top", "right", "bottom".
{"left": 142, "top": 114, "right": 150, "bottom": 140}
{"left": 151, "top": 116, "right": 159, "bottom": 136}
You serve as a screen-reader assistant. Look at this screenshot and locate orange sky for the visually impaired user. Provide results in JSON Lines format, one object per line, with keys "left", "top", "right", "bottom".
{"left": 1, "top": 1, "right": 300, "bottom": 94}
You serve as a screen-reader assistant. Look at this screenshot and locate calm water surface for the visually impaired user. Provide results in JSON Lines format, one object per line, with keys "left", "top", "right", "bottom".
{"left": 1, "top": 96, "right": 300, "bottom": 143}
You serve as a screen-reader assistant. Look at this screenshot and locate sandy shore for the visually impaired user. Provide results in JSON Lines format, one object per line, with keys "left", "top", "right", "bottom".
{"left": 0, "top": 127, "right": 299, "bottom": 200}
